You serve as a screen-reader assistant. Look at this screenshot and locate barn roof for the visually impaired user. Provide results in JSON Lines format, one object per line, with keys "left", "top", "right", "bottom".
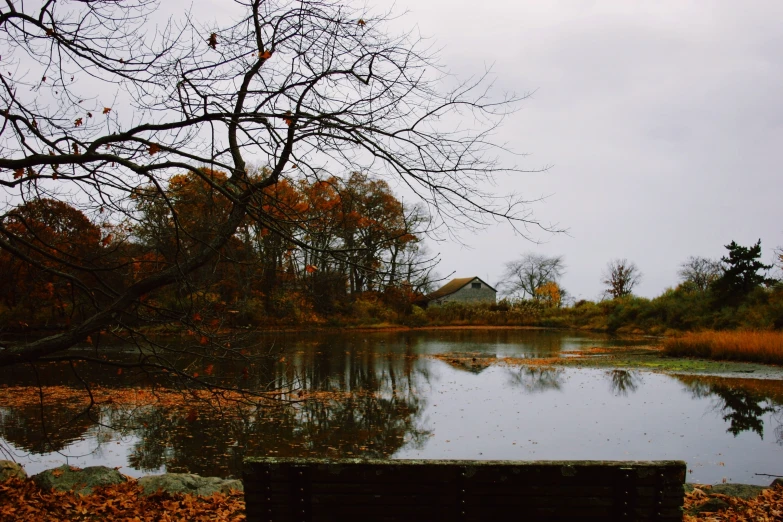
{"left": 425, "top": 277, "right": 497, "bottom": 301}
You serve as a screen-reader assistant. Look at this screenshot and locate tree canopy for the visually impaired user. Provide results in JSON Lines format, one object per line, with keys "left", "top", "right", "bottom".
{"left": 713, "top": 240, "right": 773, "bottom": 303}
{"left": 602, "top": 258, "right": 642, "bottom": 299}
{"left": 499, "top": 253, "right": 565, "bottom": 300}
{"left": 0, "top": 0, "right": 543, "bottom": 387}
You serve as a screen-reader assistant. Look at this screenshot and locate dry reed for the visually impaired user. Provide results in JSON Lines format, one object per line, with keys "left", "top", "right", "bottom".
{"left": 663, "top": 330, "right": 783, "bottom": 365}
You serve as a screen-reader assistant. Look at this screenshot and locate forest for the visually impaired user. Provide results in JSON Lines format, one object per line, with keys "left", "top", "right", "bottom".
{"left": 0, "top": 170, "right": 432, "bottom": 331}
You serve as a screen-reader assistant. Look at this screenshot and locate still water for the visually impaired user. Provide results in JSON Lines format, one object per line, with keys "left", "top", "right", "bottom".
{"left": 1, "top": 329, "right": 781, "bottom": 485}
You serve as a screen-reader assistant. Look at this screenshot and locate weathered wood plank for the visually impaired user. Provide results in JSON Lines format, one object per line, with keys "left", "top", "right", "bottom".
{"left": 243, "top": 459, "right": 687, "bottom": 522}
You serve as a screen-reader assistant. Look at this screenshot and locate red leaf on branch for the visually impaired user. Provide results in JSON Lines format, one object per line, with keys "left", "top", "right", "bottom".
{"left": 148, "top": 143, "right": 161, "bottom": 155}
{"left": 208, "top": 33, "right": 217, "bottom": 49}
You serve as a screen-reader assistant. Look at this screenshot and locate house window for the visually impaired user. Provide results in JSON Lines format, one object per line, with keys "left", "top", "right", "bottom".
{"left": 471, "top": 282, "right": 481, "bottom": 289}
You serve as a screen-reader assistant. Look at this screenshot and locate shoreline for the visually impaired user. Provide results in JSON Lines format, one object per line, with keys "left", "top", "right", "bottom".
{"left": 4, "top": 324, "right": 782, "bottom": 380}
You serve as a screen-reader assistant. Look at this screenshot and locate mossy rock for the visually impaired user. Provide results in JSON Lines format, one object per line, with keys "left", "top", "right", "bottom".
{"left": 709, "top": 483, "right": 766, "bottom": 499}
{"left": 138, "top": 473, "right": 243, "bottom": 496}
{"left": 690, "top": 496, "right": 730, "bottom": 514}
{"left": 33, "top": 465, "right": 126, "bottom": 495}
{"left": 0, "top": 461, "right": 27, "bottom": 481}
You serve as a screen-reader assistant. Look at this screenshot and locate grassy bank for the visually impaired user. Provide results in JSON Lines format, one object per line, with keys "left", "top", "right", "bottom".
{"left": 664, "top": 330, "right": 783, "bottom": 365}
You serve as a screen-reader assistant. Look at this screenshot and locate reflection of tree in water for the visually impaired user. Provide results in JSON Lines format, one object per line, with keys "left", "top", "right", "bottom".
{"left": 0, "top": 336, "right": 430, "bottom": 478}
{"left": 123, "top": 341, "right": 428, "bottom": 477}
{"left": 773, "top": 411, "right": 783, "bottom": 446}
{"left": 0, "top": 402, "right": 93, "bottom": 454}
{"left": 505, "top": 367, "right": 564, "bottom": 393}
{"left": 607, "top": 370, "right": 640, "bottom": 396}
{"left": 677, "top": 376, "right": 782, "bottom": 439}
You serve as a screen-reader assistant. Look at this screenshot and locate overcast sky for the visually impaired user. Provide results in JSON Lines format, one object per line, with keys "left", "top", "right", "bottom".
{"left": 367, "top": 0, "right": 782, "bottom": 300}
{"left": 68, "top": 0, "right": 782, "bottom": 301}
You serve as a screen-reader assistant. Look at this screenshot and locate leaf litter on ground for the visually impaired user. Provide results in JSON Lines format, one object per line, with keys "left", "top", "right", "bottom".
{"left": 0, "top": 477, "right": 244, "bottom": 521}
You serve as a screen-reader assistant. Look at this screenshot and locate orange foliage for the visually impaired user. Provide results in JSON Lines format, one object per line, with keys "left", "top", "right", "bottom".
{"left": 535, "top": 281, "right": 562, "bottom": 308}
{"left": 683, "top": 484, "right": 783, "bottom": 521}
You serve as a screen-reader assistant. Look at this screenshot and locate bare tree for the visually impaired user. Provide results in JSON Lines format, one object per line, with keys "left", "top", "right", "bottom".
{"left": 773, "top": 246, "right": 783, "bottom": 282}
{"left": 677, "top": 256, "right": 721, "bottom": 292}
{"left": 602, "top": 259, "right": 642, "bottom": 299}
{"left": 499, "top": 253, "right": 565, "bottom": 299}
{"left": 0, "top": 0, "right": 547, "bottom": 384}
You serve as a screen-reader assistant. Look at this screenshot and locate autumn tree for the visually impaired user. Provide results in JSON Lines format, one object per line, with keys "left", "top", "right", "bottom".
{"left": 0, "top": 199, "right": 104, "bottom": 325}
{"left": 499, "top": 253, "right": 565, "bottom": 300}
{"left": 602, "top": 258, "right": 642, "bottom": 299}
{"left": 534, "top": 281, "right": 562, "bottom": 308}
{"left": 0, "top": 0, "right": 546, "bottom": 394}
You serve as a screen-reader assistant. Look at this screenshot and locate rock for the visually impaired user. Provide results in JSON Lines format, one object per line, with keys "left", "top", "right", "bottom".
{"left": 709, "top": 483, "right": 765, "bottom": 499}
{"left": 0, "top": 461, "right": 27, "bottom": 481}
{"left": 771, "top": 478, "right": 783, "bottom": 488}
{"left": 33, "top": 465, "right": 126, "bottom": 495}
{"left": 138, "top": 473, "right": 243, "bottom": 496}
{"left": 691, "top": 497, "right": 730, "bottom": 514}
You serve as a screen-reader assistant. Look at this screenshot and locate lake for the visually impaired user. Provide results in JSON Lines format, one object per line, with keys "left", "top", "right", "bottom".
{"left": 1, "top": 329, "right": 781, "bottom": 486}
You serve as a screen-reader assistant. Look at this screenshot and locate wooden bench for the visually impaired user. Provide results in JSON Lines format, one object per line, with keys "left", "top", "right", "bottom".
{"left": 243, "top": 458, "right": 686, "bottom": 522}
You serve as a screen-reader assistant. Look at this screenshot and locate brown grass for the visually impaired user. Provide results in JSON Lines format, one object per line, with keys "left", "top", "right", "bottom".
{"left": 663, "top": 330, "right": 783, "bottom": 365}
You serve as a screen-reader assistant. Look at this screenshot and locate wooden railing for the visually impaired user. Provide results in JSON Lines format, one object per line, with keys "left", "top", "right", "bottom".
{"left": 243, "top": 458, "right": 686, "bottom": 521}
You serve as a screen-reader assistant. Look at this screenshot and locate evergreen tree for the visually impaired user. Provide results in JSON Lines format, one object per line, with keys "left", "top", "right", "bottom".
{"left": 713, "top": 240, "right": 773, "bottom": 303}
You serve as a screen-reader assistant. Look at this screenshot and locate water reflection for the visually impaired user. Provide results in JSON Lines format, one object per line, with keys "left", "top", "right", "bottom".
{"left": 1, "top": 330, "right": 782, "bottom": 484}
{"left": 505, "top": 367, "right": 564, "bottom": 393}
{"left": 607, "top": 370, "right": 641, "bottom": 396}
{"left": 676, "top": 376, "right": 782, "bottom": 440}
{"left": 0, "top": 402, "right": 94, "bottom": 454}
{"left": 0, "top": 336, "right": 430, "bottom": 477}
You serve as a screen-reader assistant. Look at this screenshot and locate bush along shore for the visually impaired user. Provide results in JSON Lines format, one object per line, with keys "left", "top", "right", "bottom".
{"left": 2, "top": 460, "right": 783, "bottom": 520}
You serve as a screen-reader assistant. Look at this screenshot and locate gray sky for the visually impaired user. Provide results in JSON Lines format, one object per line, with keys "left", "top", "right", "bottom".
{"left": 378, "top": 0, "right": 782, "bottom": 299}
{"left": 30, "top": 0, "right": 777, "bottom": 301}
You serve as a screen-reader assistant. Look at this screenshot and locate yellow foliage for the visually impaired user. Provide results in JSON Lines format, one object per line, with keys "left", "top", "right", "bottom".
{"left": 535, "top": 281, "right": 561, "bottom": 308}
